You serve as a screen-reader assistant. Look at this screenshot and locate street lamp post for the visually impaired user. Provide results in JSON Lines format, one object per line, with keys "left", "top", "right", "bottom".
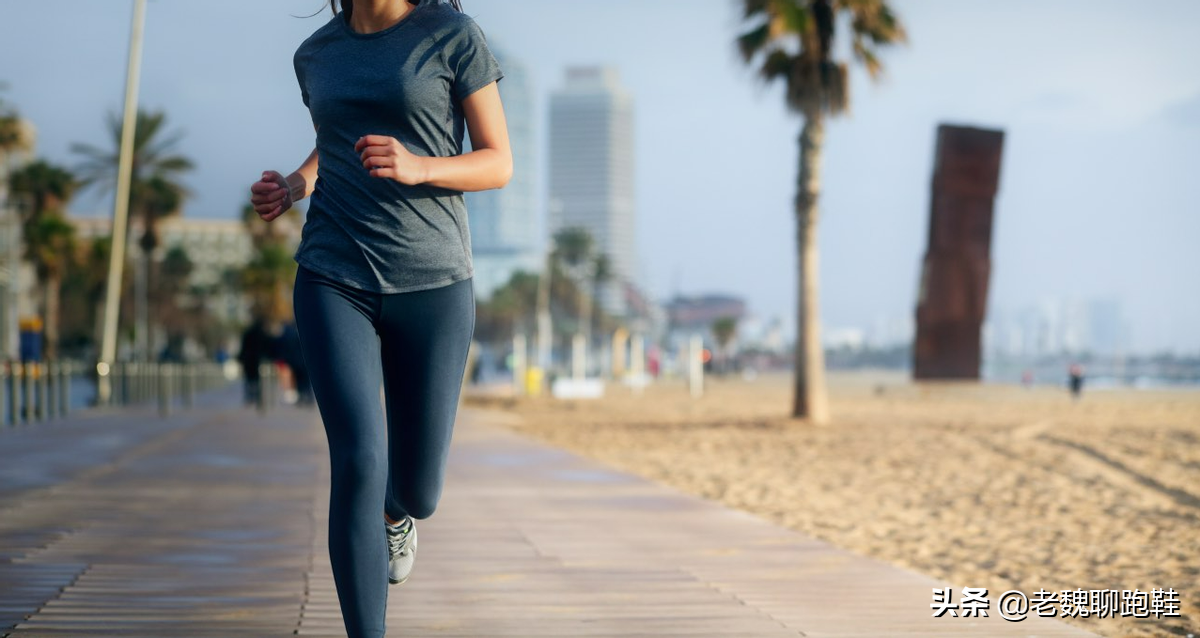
{"left": 96, "top": 0, "right": 147, "bottom": 405}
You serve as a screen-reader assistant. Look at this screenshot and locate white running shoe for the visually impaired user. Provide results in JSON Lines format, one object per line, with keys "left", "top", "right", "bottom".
{"left": 386, "top": 516, "right": 417, "bottom": 585}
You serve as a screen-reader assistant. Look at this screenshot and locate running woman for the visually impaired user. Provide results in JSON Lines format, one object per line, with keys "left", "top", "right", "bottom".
{"left": 248, "top": 1, "right": 509, "bottom": 635}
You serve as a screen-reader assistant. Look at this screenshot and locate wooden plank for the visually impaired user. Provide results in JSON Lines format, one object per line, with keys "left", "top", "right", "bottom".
{"left": 0, "top": 389, "right": 1106, "bottom": 637}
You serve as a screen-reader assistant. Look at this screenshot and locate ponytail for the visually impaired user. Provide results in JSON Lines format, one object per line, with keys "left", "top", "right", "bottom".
{"left": 332, "top": 0, "right": 462, "bottom": 21}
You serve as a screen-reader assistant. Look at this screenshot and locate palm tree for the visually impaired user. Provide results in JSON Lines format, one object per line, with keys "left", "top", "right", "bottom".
{"left": 711, "top": 316, "right": 739, "bottom": 375}
{"left": 72, "top": 109, "right": 193, "bottom": 359}
{"left": 8, "top": 160, "right": 78, "bottom": 359}
{"left": 552, "top": 227, "right": 599, "bottom": 375}
{"left": 240, "top": 204, "right": 299, "bottom": 323}
{"left": 0, "top": 90, "right": 30, "bottom": 157}
{"left": 738, "top": 0, "right": 905, "bottom": 422}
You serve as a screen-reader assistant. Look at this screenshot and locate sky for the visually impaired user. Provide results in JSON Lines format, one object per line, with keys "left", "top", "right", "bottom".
{"left": 1, "top": 0, "right": 1198, "bottom": 354}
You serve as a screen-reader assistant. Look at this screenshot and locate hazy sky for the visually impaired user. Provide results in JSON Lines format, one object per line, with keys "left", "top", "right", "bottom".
{"left": 2, "top": 0, "right": 1198, "bottom": 353}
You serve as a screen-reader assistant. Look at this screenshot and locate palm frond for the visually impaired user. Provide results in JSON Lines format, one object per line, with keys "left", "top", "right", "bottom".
{"left": 737, "top": 21, "right": 772, "bottom": 63}
{"left": 738, "top": 0, "right": 903, "bottom": 117}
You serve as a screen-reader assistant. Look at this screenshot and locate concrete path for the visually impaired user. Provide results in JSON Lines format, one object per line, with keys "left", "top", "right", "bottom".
{"left": 0, "top": 390, "right": 1103, "bottom": 637}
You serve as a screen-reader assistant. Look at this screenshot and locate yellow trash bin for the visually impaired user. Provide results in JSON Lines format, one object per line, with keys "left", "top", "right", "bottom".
{"left": 525, "top": 367, "right": 543, "bottom": 397}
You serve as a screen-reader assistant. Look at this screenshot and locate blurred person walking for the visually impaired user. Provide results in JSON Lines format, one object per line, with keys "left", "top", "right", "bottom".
{"left": 248, "top": 1, "right": 510, "bottom": 636}
{"left": 1068, "top": 363, "right": 1085, "bottom": 400}
{"left": 237, "top": 317, "right": 272, "bottom": 406}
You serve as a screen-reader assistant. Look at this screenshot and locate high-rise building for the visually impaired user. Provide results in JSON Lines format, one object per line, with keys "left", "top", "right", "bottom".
{"left": 548, "top": 66, "right": 636, "bottom": 317}
{"left": 465, "top": 47, "right": 539, "bottom": 301}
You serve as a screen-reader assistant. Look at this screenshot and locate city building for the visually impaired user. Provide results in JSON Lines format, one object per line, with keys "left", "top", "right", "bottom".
{"left": 465, "top": 46, "right": 541, "bottom": 300}
{"left": 70, "top": 214, "right": 301, "bottom": 329}
{"left": 548, "top": 66, "right": 636, "bottom": 318}
{"left": 0, "top": 117, "right": 39, "bottom": 359}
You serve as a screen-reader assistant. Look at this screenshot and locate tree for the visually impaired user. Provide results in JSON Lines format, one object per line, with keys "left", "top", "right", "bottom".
{"left": 553, "top": 226, "right": 613, "bottom": 376}
{"left": 711, "top": 316, "right": 739, "bottom": 375}
{"left": 8, "top": 160, "right": 78, "bottom": 359}
{"left": 59, "top": 235, "right": 115, "bottom": 358}
{"left": 0, "top": 88, "right": 32, "bottom": 157}
{"left": 737, "top": 0, "right": 905, "bottom": 422}
{"left": 475, "top": 269, "right": 541, "bottom": 344}
{"left": 72, "top": 109, "right": 193, "bottom": 359}
{"left": 240, "top": 204, "right": 299, "bottom": 324}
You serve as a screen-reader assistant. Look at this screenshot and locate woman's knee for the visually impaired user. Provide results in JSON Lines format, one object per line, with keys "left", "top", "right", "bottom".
{"left": 329, "top": 446, "right": 386, "bottom": 488}
{"left": 391, "top": 485, "right": 442, "bottom": 520}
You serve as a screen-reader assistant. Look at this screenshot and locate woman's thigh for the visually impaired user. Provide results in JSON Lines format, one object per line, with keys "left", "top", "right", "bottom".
{"left": 293, "top": 267, "right": 386, "bottom": 463}
{"left": 377, "top": 277, "right": 475, "bottom": 518}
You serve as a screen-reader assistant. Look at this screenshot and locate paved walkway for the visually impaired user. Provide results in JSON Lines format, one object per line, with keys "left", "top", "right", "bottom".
{"left": 0, "top": 389, "right": 1102, "bottom": 637}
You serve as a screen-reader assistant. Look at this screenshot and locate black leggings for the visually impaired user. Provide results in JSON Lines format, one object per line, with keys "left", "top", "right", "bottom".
{"left": 292, "top": 265, "right": 475, "bottom": 638}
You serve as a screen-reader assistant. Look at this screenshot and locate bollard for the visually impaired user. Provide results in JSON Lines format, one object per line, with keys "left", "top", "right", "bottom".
{"left": 157, "top": 364, "right": 171, "bottom": 418}
{"left": 33, "top": 363, "right": 47, "bottom": 422}
{"left": 181, "top": 364, "right": 194, "bottom": 409}
{"left": 631, "top": 333, "right": 645, "bottom": 397}
{"left": 21, "top": 363, "right": 33, "bottom": 424}
{"left": 44, "top": 362, "right": 56, "bottom": 421}
{"left": 256, "top": 363, "right": 270, "bottom": 414}
{"left": 7, "top": 363, "right": 18, "bottom": 425}
{"left": 689, "top": 333, "right": 704, "bottom": 398}
{"left": 46, "top": 362, "right": 57, "bottom": 419}
{"left": 0, "top": 365, "right": 7, "bottom": 427}
{"left": 114, "top": 362, "right": 125, "bottom": 406}
{"left": 58, "top": 361, "right": 70, "bottom": 417}
{"left": 512, "top": 333, "right": 527, "bottom": 397}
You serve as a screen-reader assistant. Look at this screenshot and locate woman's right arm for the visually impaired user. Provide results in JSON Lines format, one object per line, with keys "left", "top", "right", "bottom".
{"left": 250, "top": 145, "right": 319, "bottom": 222}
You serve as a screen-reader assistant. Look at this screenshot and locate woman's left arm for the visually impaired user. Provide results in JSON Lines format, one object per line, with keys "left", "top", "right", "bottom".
{"left": 356, "top": 82, "right": 512, "bottom": 192}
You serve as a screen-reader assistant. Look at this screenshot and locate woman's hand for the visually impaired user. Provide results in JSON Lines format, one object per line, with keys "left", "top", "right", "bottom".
{"left": 249, "top": 170, "right": 292, "bottom": 222}
{"left": 355, "top": 135, "right": 429, "bottom": 186}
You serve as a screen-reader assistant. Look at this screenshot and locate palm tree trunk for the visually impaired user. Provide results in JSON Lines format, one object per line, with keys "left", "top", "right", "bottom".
{"left": 579, "top": 275, "right": 593, "bottom": 377}
{"left": 44, "top": 275, "right": 61, "bottom": 360}
{"left": 792, "top": 110, "right": 830, "bottom": 423}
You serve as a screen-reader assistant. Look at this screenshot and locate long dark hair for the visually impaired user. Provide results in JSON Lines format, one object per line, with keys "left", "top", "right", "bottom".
{"left": 333, "top": 0, "right": 462, "bottom": 22}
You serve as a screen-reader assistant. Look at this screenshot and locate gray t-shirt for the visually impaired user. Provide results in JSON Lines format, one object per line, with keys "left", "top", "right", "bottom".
{"left": 292, "top": 0, "right": 503, "bottom": 293}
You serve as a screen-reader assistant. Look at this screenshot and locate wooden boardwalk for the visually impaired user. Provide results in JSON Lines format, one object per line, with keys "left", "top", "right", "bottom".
{"left": 0, "top": 389, "right": 1102, "bottom": 637}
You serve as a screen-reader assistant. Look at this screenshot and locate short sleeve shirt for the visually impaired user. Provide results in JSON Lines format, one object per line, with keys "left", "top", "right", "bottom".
{"left": 292, "top": 0, "right": 504, "bottom": 293}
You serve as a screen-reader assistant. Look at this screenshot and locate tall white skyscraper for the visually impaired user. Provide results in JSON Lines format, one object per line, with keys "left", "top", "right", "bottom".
{"left": 465, "top": 47, "right": 539, "bottom": 300}
{"left": 549, "top": 67, "right": 636, "bottom": 317}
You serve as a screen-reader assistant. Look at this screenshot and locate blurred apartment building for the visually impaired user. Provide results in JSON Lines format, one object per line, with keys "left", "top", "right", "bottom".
{"left": 985, "top": 297, "right": 1129, "bottom": 358}
{"left": 0, "top": 117, "right": 40, "bottom": 359}
{"left": 548, "top": 66, "right": 644, "bottom": 322}
{"left": 465, "top": 46, "right": 541, "bottom": 301}
{"left": 664, "top": 293, "right": 746, "bottom": 349}
{"left": 70, "top": 215, "right": 301, "bottom": 329}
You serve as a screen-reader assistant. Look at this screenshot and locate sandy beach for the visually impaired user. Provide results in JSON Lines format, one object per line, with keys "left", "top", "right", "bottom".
{"left": 466, "top": 371, "right": 1199, "bottom": 638}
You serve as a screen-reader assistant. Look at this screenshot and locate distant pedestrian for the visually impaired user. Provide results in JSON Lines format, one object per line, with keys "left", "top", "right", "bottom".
{"left": 1068, "top": 363, "right": 1085, "bottom": 400}
{"left": 238, "top": 318, "right": 271, "bottom": 406}
{"left": 247, "top": 1, "right": 509, "bottom": 636}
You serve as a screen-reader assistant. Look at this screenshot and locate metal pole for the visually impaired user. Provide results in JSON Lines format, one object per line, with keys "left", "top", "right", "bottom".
{"left": 631, "top": 332, "right": 644, "bottom": 396}
{"left": 7, "top": 361, "right": 18, "bottom": 425}
{"left": 256, "top": 362, "right": 270, "bottom": 414}
{"left": 512, "top": 333, "right": 526, "bottom": 397}
{"left": 535, "top": 245, "right": 552, "bottom": 387}
{"left": 96, "top": 0, "right": 148, "bottom": 405}
{"left": 689, "top": 333, "right": 704, "bottom": 398}
{"left": 181, "top": 363, "right": 194, "bottom": 409}
{"left": 21, "top": 362, "right": 33, "bottom": 423}
{"left": 0, "top": 365, "right": 7, "bottom": 426}
{"left": 58, "top": 360, "right": 70, "bottom": 417}
{"left": 41, "top": 362, "right": 53, "bottom": 420}
{"left": 157, "top": 363, "right": 170, "bottom": 418}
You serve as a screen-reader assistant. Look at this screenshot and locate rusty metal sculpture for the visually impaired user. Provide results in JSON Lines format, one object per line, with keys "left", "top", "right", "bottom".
{"left": 913, "top": 124, "right": 1005, "bottom": 380}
